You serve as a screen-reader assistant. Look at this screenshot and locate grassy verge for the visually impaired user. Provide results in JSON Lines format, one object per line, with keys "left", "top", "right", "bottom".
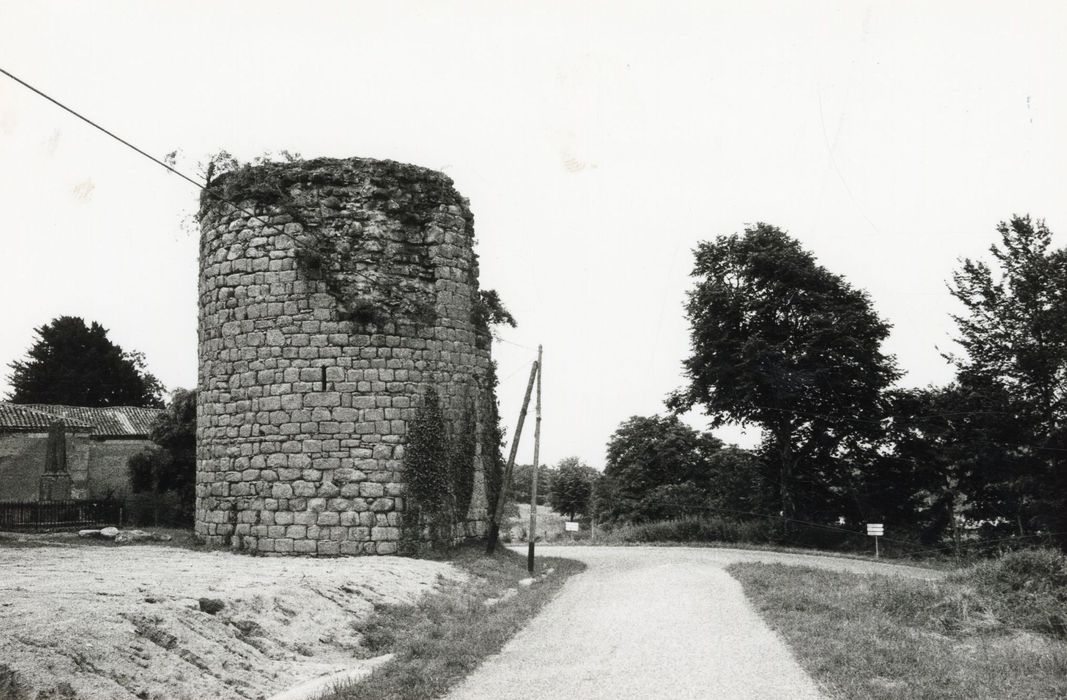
{"left": 728, "top": 549, "right": 1067, "bottom": 699}
{"left": 320, "top": 545, "right": 584, "bottom": 700}
{"left": 586, "top": 516, "right": 947, "bottom": 561}
{"left": 535, "top": 522, "right": 949, "bottom": 571}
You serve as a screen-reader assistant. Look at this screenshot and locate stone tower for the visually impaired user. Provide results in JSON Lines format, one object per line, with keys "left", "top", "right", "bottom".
{"left": 196, "top": 157, "right": 496, "bottom": 555}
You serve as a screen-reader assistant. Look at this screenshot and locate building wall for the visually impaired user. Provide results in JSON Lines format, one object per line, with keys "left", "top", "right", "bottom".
{"left": 87, "top": 439, "right": 153, "bottom": 498}
{"left": 196, "top": 157, "right": 494, "bottom": 555}
{"left": 0, "top": 432, "right": 91, "bottom": 501}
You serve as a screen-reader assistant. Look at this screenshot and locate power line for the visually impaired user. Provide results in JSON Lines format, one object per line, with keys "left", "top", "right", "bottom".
{"left": 0, "top": 66, "right": 205, "bottom": 191}
{"left": 495, "top": 337, "right": 540, "bottom": 352}
{"left": 0, "top": 66, "right": 416, "bottom": 306}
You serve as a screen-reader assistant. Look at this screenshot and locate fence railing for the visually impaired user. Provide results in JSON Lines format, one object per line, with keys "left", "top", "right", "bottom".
{"left": 0, "top": 500, "right": 123, "bottom": 531}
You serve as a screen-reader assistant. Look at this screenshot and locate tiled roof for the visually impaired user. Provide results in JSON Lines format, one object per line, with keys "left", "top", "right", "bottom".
{"left": 0, "top": 403, "right": 161, "bottom": 438}
{"left": 0, "top": 403, "right": 94, "bottom": 432}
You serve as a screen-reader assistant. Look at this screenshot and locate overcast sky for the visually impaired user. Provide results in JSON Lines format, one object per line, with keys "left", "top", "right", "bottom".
{"left": 2, "top": 1, "right": 1066, "bottom": 467}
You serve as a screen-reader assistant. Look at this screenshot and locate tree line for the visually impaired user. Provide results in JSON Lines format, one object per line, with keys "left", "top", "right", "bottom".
{"left": 590, "top": 215, "right": 1066, "bottom": 552}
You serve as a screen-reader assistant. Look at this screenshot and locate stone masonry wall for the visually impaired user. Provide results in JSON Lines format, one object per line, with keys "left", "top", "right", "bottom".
{"left": 196, "top": 157, "right": 494, "bottom": 555}
{"left": 0, "top": 431, "right": 91, "bottom": 501}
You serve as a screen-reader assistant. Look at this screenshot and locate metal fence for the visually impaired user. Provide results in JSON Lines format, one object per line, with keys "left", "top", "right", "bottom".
{"left": 0, "top": 500, "right": 123, "bottom": 531}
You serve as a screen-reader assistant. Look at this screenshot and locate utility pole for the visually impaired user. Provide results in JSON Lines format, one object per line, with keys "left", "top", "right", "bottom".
{"left": 486, "top": 359, "right": 539, "bottom": 553}
{"left": 527, "top": 345, "right": 543, "bottom": 574}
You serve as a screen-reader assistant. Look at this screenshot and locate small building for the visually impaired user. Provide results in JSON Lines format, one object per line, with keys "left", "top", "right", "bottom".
{"left": 0, "top": 403, "right": 161, "bottom": 501}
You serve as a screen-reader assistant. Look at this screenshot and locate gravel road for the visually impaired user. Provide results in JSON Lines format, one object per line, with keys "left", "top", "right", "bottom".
{"left": 447, "top": 546, "right": 941, "bottom": 700}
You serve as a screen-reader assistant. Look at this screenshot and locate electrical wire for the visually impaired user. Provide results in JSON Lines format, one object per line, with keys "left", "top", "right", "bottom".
{"left": 0, "top": 66, "right": 390, "bottom": 296}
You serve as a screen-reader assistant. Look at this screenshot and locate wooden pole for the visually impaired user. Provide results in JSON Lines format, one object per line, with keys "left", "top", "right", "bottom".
{"left": 485, "top": 359, "right": 539, "bottom": 553}
{"left": 527, "top": 345, "right": 543, "bottom": 574}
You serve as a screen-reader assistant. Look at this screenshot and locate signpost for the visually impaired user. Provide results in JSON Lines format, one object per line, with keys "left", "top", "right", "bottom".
{"left": 564, "top": 521, "right": 579, "bottom": 532}
{"left": 866, "top": 523, "right": 884, "bottom": 558}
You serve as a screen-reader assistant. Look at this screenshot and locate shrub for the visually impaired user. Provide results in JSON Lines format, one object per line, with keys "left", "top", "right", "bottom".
{"left": 123, "top": 491, "right": 193, "bottom": 528}
{"left": 947, "top": 548, "right": 1067, "bottom": 637}
{"left": 606, "top": 516, "right": 775, "bottom": 544}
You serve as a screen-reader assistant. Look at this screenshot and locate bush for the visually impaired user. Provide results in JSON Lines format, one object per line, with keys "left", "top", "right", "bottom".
{"left": 605, "top": 516, "right": 775, "bottom": 544}
{"left": 123, "top": 490, "right": 193, "bottom": 528}
{"left": 598, "top": 514, "right": 879, "bottom": 553}
{"left": 947, "top": 548, "right": 1067, "bottom": 637}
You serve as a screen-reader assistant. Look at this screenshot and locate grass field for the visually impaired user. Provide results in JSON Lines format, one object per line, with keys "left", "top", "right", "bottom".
{"left": 729, "top": 549, "right": 1067, "bottom": 699}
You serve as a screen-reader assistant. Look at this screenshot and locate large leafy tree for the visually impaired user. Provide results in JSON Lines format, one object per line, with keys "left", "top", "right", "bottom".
{"left": 946, "top": 215, "right": 1067, "bottom": 538}
{"left": 669, "top": 224, "right": 899, "bottom": 528}
{"left": 549, "top": 457, "right": 599, "bottom": 520}
{"left": 601, "top": 414, "right": 721, "bottom": 522}
{"left": 7, "top": 316, "right": 164, "bottom": 407}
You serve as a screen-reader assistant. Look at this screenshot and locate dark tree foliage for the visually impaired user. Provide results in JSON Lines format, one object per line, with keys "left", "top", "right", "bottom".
{"left": 669, "top": 224, "right": 899, "bottom": 527}
{"left": 549, "top": 457, "right": 599, "bottom": 520}
{"left": 8, "top": 316, "right": 164, "bottom": 408}
{"left": 150, "top": 388, "right": 197, "bottom": 473}
{"left": 473, "top": 289, "right": 517, "bottom": 332}
{"left": 127, "top": 389, "right": 197, "bottom": 525}
{"left": 946, "top": 216, "right": 1067, "bottom": 539}
{"left": 601, "top": 414, "right": 722, "bottom": 522}
{"left": 704, "top": 446, "right": 771, "bottom": 515}
{"left": 851, "top": 387, "right": 962, "bottom": 545}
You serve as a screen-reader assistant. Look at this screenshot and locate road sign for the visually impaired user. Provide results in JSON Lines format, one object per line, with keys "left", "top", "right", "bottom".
{"left": 564, "top": 521, "right": 579, "bottom": 532}
{"left": 867, "top": 523, "right": 884, "bottom": 558}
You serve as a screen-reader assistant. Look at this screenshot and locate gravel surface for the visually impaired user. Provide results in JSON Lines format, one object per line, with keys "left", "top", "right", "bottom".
{"left": 447, "top": 546, "right": 942, "bottom": 700}
{"left": 0, "top": 544, "right": 465, "bottom": 699}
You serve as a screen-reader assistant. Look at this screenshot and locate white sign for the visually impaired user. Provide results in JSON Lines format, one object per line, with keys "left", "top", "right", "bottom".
{"left": 564, "top": 521, "right": 580, "bottom": 532}
{"left": 866, "top": 523, "right": 884, "bottom": 536}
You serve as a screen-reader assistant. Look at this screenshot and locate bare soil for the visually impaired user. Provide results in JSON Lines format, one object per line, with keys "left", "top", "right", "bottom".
{"left": 0, "top": 539, "right": 466, "bottom": 699}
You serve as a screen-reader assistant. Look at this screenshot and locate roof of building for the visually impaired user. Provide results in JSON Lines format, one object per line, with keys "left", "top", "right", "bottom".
{"left": 0, "top": 403, "right": 161, "bottom": 438}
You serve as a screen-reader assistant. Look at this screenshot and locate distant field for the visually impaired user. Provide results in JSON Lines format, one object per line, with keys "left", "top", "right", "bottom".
{"left": 505, "top": 504, "right": 574, "bottom": 542}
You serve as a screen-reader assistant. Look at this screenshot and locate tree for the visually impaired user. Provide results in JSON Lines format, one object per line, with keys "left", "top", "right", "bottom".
{"left": 549, "top": 457, "right": 599, "bottom": 519}
{"left": 946, "top": 215, "right": 1067, "bottom": 539}
{"left": 704, "top": 446, "right": 770, "bottom": 515}
{"left": 853, "top": 386, "right": 962, "bottom": 546}
{"left": 602, "top": 414, "right": 721, "bottom": 522}
{"left": 7, "top": 316, "right": 164, "bottom": 407}
{"left": 128, "top": 389, "right": 197, "bottom": 525}
{"left": 511, "top": 463, "right": 554, "bottom": 506}
{"left": 669, "top": 224, "right": 899, "bottom": 528}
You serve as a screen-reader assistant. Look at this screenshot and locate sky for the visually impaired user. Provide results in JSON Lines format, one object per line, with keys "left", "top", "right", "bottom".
{"left": 2, "top": 1, "right": 1066, "bottom": 468}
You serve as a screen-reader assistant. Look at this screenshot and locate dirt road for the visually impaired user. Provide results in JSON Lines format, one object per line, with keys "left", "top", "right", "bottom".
{"left": 447, "top": 546, "right": 940, "bottom": 700}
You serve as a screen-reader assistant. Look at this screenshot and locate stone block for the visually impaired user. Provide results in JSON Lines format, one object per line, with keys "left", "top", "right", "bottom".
{"left": 293, "top": 540, "right": 317, "bottom": 554}
{"left": 371, "top": 526, "right": 400, "bottom": 541}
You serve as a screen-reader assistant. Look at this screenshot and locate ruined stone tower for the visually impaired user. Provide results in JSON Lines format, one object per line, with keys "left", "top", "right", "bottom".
{"left": 196, "top": 157, "right": 496, "bottom": 555}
